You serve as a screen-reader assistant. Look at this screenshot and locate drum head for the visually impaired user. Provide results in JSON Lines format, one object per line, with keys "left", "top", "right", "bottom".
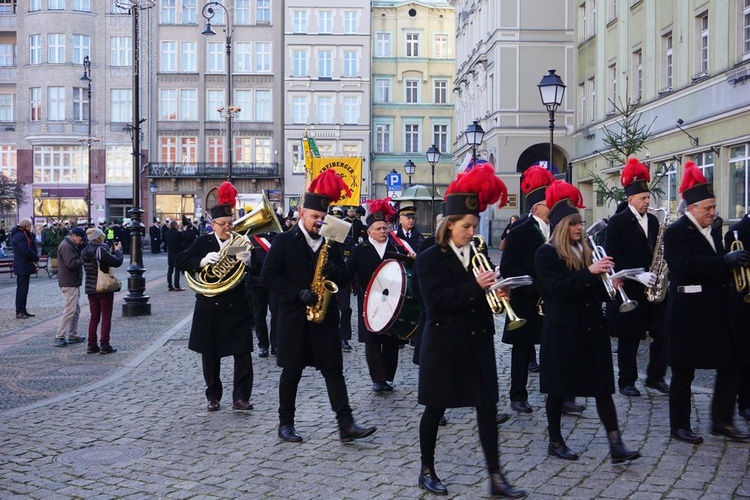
{"left": 363, "top": 259, "right": 406, "bottom": 333}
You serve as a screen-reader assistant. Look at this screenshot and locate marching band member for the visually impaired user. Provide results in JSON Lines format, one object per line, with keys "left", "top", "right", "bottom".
{"left": 664, "top": 162, "right": 750, "bottom": 443}
{"left": 604, "top": 158, "right": 669, "bottom": 397}
{"left": 535, "top": 181, "right": 641, "bottom": 463}
{"left": 415, "top": 162, "right": 527, "bottom": 498}
{"left": 175, "top": 182, "right": 254, "bottom": 412}
{"left": 330, "top": 206, "right": 354, "bottom": 351}
{"left": 347, "top": 199, "right": 402, "bottom": 392}
{"left": 261, "top": 170, "right": 377, "bottom": 443}
{"left": 395, "top": 200, "right": 424, "bottom": 254}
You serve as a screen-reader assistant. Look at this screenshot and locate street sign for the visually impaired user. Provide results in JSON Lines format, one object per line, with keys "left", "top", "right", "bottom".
{"left": 387, "top": 172, "right": 402, "bottom": 191}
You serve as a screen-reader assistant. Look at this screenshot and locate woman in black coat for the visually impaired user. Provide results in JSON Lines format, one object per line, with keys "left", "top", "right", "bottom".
{"left": 534, "top": 181, "right": 640, "bottom": 464}
{"left": 415, "top": 162, "right": 526, "bottom": 499}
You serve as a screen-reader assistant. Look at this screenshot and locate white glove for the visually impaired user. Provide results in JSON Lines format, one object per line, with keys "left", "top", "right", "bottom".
{"left": 200, "top": 251, "right": 221, "bottom": 268}
{"left": 236, "top": 250, "right": 252, "bottom": 267}
{"left": 634, "top": 271, "right": 657, "bottom": 287}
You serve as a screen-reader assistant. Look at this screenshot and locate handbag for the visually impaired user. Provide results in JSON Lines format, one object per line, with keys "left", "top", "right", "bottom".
{"left": 96, "top": 247, "right": 121, "bottom": 293}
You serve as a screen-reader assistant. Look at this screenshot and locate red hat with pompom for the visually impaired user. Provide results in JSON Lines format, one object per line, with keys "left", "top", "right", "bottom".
{"left": 210, "top": 181, "right": 237, "bottom": 219}
{"left": 521, "top": 165, "right": 556, "bottom": 206}
{"left": 621, "top": 158, "right": 651, "bottom": 197}
{"left": 443, "top": 160, "right": 508, "bottom": 216}
{"left": 546, "top": 180, "right": 585, "bottom": 228}
{"left": 365, "top": 198, "right": 396, "bottom": 226}
{"left": 680, "top": 161, "right": 714, "bottom": 205}
{"left": 303, "top": 169, "right": 352, "bottom": 212}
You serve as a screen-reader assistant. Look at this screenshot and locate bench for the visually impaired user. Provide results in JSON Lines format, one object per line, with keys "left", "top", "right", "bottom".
{"left": 0, "top": 259, "right": 12, "bottom": 277}
{"left": 35, "top": 255, "right": 52, "bottom": 278}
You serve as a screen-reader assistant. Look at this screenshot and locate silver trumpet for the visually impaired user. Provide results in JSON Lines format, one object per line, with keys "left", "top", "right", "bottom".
{"left": 586, "top": 219, "right": 638, "bottom": 313}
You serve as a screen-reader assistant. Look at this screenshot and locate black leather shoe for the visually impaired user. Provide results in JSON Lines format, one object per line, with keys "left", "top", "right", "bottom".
{"left": 418, "top": 465, "right": 447, "bottom": 495}
{"left": 561, "top": 399, "right": 586, "bottom": 414}
{"left": 438, "top": 415, "right": 448, "bottom": 426}
{"left": 341, "top": 340, "right": 352, "bottom": 351}
{"left": 607, "top": 431, "right": 641, "bottom": 464}
{"left": 207, "top": 399, "right": 220, "bottom": 412}
{"left": 548, "top": 440, "right": 579, "bottom": 460}
{"left": 232, "top": 400, "right": 253, "bottom": 410}
{"left": 258, "top": 347, "right": 269, "bottom": 358}
{"left": 339, "top": 422, "right": 377, "bottom": 442}
{"left": 23, "top": 311, "right": 35, "bottom": 317}
{"left": 710, "top": 423, "right": 750, "bottom": 441}
{"left": 645, "top": 379, "right": 670, "bottom": 394}
{"left": 739, "top": 408, "right": 750, "bottom": 421}
{"left": 497, "top": 413, "right": 511, "bottom": 424}
{"left": 511, "top": 401, "right": 533, "bottom": 413}
{"left": 670, "top": 428, "right": 703, "bottom": 444}
{"left": 372, "top": 381, "right": 393, "bottom": 392}
{"left": 270, "top": 346, "right": 277, "bottom": 356}
{"left": 527, "top": 361, "right": 540, "bottom": 373}
{"left": 619, "top": 384, "right": 641, "bottom": 397}
{"left": 489, "top": 471, "right": 528, "bottom": 498}
{"left": 278, "top": 425, "right": 303, "bottom": 442}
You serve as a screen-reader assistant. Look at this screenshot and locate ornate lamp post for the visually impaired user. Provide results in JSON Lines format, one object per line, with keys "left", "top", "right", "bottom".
{"left": 425, "top": 144, "right": 441, "bottom": 232}
{"left": 464, "top": 120, "right": 485, "bottom": 160}
{"left": 403, "top": 159, "right": 416, "bottom": 187}
{"left": 149, "top": 180, "right": 158, "bottom": 222}
{"left": 538, "top": 69, "right": 567, "bottom": 180}
{"left": 79, "top": 56, "right": 95, "bottom": 226}
{"left": 202, "top": 2, "right": 235, "bottom": 182}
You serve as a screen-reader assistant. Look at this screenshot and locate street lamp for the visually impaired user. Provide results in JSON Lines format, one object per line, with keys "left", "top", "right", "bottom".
{"left": 425, "top": 144, "right": 441, "bottom": 232}
{"left": 464, "top": 120, "right": 485, "bottom": 160}
{"left": 80, "top": 56, "right": 93, "bottom": 226}
{"left": 149, "top": 180, "right": 158, "bottom": 222}
{"left": 202, "top": 2, "right": 235, "bottom": 182}
{"left": 538, "top": 69, "right": 566, "bottom": 181}
{"left": 403, "top": 159, "right": 416, "bottom": 187}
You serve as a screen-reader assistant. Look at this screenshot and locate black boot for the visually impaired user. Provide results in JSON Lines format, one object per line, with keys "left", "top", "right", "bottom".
{"left": 489, "top": 471, "right": 528, "bottom": 498}
{"left": 548, "top": 439, "right": 579, "bottom": 460}
{"left": 418, "top": 464, "right": 448, "bottom": 495}
{"left": 608, "top": 430, "right": 641, "bottom": 464}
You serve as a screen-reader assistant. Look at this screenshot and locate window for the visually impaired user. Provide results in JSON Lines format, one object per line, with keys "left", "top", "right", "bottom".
{"left": 433, "top": 34, "right": 448, "bottom": 58}
{"left": 608, "top": 0, "right": 617, "bottom": 21}
{"left": 375, "top": 78, "right": 391, "bottom": 103}
{"left": 256, "top": 0, "right": 270, "bottom": 24}
{"left": 30, "top": 0, "right": 41, "bottom": 11}
{"left": 375, "top": 32, "right": 391, "bottom": 57}
{"left": 744, "top": 0, "right": 750, "bottom": 54}
{"left": 160, "top": 89, "right": 177, "bottom": 120}
{"left": 180, "top": 137, "right": 197, "bottom": 163}
{"left": 48, "top": 0, "right": 64, "bottom": 9}
{"left": 72, "top": 34, "right": 90, "bottom": 65}
{"left": 235, "top": 42, "right": 252, "bottom": 73}
{"left": 579, "top": 0, "right": 597, "bottom": 41}
{"left": 235, "top": 0, "right": 250, "bottom": 25}
{"left": 343, "top": 51, "right": 358, "bottom": 77}
{"left": 292, "top": 50, "right": 307, "bottom": 77}
{"left": 161, "top": 41, "right": 177, "bottom": 72}
{"left": 405, "top": 32, "right": 420, "bottom": 57}
{"left": 110, "top": 0, "right": 128, "bottom": 13}
{"left": 318, "top": 50, "right": 332, "bottom": 78}
{"left": 292, "top": 10, "right": 308, "bottom": 33}
{"left": 207, "top": 137, "right": 224, "bottom": 164}
{"left": 255, "top": 42, "right": 271, "bottom": 72}
{"left": 30, "top": 35, "right": 41, "bottom": 65}
{"left": 318, "top": 10, "right": 332, "bottom": 34}
{"left": 433, "top": 123, "right": 448, "bottom": 154}
{"left": 161, "top": 0, "right": 176, "bottom": 24}
{"left": 434, "top": 79, "right": 448, "bottom": 104}
{"left": 0, "top": 93, "right": 16, "bottom": 122}
{"left": 343, "top": 11, "right": 358, "bottom": 34}
{"left": 235, "top": 90, "right": 252, "bottom": 121}
{"left": 588, "top": 77, "right": 596, "bottom": 122}
{"left": 292, "top": 96, "right": 307, "bottom": 124}
{"left": 182, "top": 0, "right": 196, "bottom": 24}
{"left": 111, "top": 89, "right": 132, "bottom": 123}
{"left": 317, "top": 97, "right": 332, "bottom": 123}
{"left": 632, "top": 49, "right": 642, "bottom": 101}
{"left": 34, "top": 146, "right": 87, "bottom": 184}
{"left": 405, "top": 79, "right": 419, "bottom": 104}
{"left": 0, "top": 146, "right": 16, "bottom": 180}
{"left": 111, "top": 36, "right": 131, "bottom": 66}
{"left": 343, "top": 97, "right": 358, "bottom": 124}
{"left": 30, "top": 87, "right": 42, "bottom": 121}
{"left": 729, "top": 145, "right": 750, "bottom": 219}
{"left": 291, "top": 143, "right": 303, "bottom": 173}
{"left": 405, "top": 124, "right": 420, "bottom": 153}
{"left": 255, "top": 90, "right": 271, "bottom": 121}
{"left": 342, "top": 144, "right": 358, "bottom": 156}
{"left": 207, "top": 42, "right": 224, "bottom": 72}
{"left": 607, "top": 63, "right": 617, "bottom": 113}
{"left": 180, "top": 89, "right": 197, "bottom": 120}
{"left": 0, "top": 44, "right": 14, "bottom": 67}
{"left": 106, "top": 146, "right": 133, "bottom": 183}
{"left": 255, "top": 138, "right": 271, "bottom": 163}
{"left": 375, "top": 123, "right": 391, "bottom": 153}
{"left": 207, "top": 89, "right": 224, "bottom": 121}
{"left": 72, "top": 0, "right": 90, "bottom": 10}
{"left": 73, "top": 87, "right": 88, "bottom": 122}
{"left": 161, "top": 137, "right": 177, "bottom": 163}
{"left": 578, "top": 83, "right": 586, "bottom": 126}
{"left": 48, "top": 33, "right": 65, "bottom": 64}
{"left": 698, "top": 13, "right": 709, "bottom": 74}
{"left": 663, "top": 33, "right": 673, "bottom": 89}
{"left": 181, "top": 41, "right": 196, "bottom": 72}
{"left": 48, "top": 87, "right": 65, "bottom": 121}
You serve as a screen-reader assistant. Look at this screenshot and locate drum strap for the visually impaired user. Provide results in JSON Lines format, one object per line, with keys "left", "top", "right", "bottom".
{"left": 389, "top": 231, "right": 415, "bottom": 255}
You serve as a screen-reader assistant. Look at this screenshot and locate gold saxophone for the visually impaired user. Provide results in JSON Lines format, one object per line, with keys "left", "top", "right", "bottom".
{"left": 730, "top": 230, "right": 750, "bottom": 304}
{"left": 306, "top": 238, "right": 339, "bottom": 323}
{"left": 645, "top": 208, "right": 669, "bottom": 303}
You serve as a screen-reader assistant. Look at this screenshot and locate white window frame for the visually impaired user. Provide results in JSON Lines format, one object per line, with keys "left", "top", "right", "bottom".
{"left": 34, "top": 146, "right": 86, "bottom": 185}
{"left": 292, "top": 96, "right": 308, "bottom": 124}
{"left": 0, "top": 93, "right": 16, "bottom": 123}
{"left": 30, "top": 87, "right": 42, "bottom": 122}
{"left": 405, "top": 32, "right": 420, "bottom": 57}
{"left": 72, "top": 34, "right": 90, "bottom": 65}
{"left": 404, "top": 122, "right": 421, "bottom": 154}
{"left": 374, "top": 121, "right": 392, "bottom": 153}
{"left": 318, "top": 50, "right": 332, "bottom": 78}
{"left": 30, "top": 35, "right": 42, "bottom": 65}
{"left": 207, "top": 42, "right": 224, "bottom": 73}
{"left": 432, "top": 122, "right": 449, "bottom": 155}
{"left": 256, "top": 0, "right": 270, "bottom": 24}
{"left": 207, "top": 89, "right": 224, "bottom": 121}
{"left": 111, "top": 36, "right": 131, "bottom": 67}
{"left": 343, "top": 97, "right": 358, "bottom": 124}
{"left": 292, "top": 50, "right": 308, "bottom": 77}
{"left": 182, "top": 0, "right": 196, "bottom": 24}
{"left": 433, "top": 33, "right": 449, "bottom": 58}
{"left": 342, "top": 50, "right": 358, "bottom": 77}
{"left": 161, "top": 41, "right": 177, "bottom": 72}
{"left": 181, "top": 41, "right": 196, "bottom": 72}
{"left": 433, "top": 79, "right": 448, "bottom": 104}
{"left": 318, "top": 10, "right": 332, "bottom": 34}
{"left": 48, "top": 33, "right": 65, "bottom": 64}
{"left": 48, "top": 86, "right": 65, "bottom": 121}
{"left": 255, "top": 89, "right": 271, "bottom": 121}
{"left": 105, "top": 145, "right": 133, "bottom": 184}
{"left": 161, "top": 0, "right": 176, "bottom": 24}
{"left": 607, "top": 63, "right": 617, "bottom": 113}
{"left": 110, "top": 89, "right": 132, "bottom": 123}
{"left": 405, "top": 79, "right": 420, "bottom": 104}
{"left": 255, "top": 42, "right": 271, "bottom": 73}
{"left": 698, "top": 13, "right": 709, "bottom": 74}
{"left": 317, "top": 96, "right": 333, "bottom": 124}
{"left": 664, "top": 33, "right": 673, "bottom": 89}
{"left": 235, "top": 42, "right": 252, "bottom": 73}
{"left": 375, "top": 32, "right": 392, "bottom": 57}
{"left": 235, "top": 90, "right": 252, "bottom": 122}
{"left": 343, "top": 10, "right": 358, "bottom": 34}
{"left": 292, "top": 10, "right": 308, "bottom": 34}
{"left": 375, "top": 78, "right": 391, "bottom": 103}
{"left": 72, "top": 87, "right": 88, "bottom": 122}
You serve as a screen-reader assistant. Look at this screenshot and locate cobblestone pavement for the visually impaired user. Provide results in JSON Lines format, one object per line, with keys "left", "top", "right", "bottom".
{"left": 1, "top": 249, "right": 749, "bottom": 498}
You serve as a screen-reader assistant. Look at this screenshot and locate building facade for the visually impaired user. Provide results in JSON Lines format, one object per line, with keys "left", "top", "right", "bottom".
{"left": 573, "top": 0, "right": 750, "bottom": 225}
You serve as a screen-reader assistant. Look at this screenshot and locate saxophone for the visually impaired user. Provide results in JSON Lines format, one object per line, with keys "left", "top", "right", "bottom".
{"left": 305, "top": 238, "right": 339, "bottom": 323}
{"left": 645, "top": 208, "right": 669, "bottom": 303}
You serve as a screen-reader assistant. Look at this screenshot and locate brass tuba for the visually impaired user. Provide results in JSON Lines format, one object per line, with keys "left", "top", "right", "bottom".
{"left": 730, "top": 230, "right": 750, "bottom": 304}
{"left": 185, "top": 192, "right": 282, "bottom": 297}
{"left": 305, "top": 238, "right": 338, "bottom": 323}
{"left": 645, "top": 208, "right": 670, "bottom": 303}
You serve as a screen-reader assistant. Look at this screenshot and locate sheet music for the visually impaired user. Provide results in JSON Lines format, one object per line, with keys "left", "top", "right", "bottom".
{"left": 320, "top": 215, "right": 352, "bottom": 244}
{"left": 610, "top": 267, "right": 645, "bottom": 280}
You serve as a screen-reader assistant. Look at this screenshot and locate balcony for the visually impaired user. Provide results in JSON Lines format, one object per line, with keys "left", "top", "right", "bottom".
{"left": 148, "top": 162, "right": 280, "bottom": 179}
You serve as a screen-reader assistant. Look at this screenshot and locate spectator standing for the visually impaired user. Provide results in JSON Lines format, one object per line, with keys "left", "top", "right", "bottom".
{"left": 0, "top": 220, "right": 6, "bottom": 258}
{"left": 165, "top": 220, "right": 184, "bottom": 291}
{"left": 54, "top": 227, "right": 87, "bottom": 347}
{"left": 11, "top": 218, "right": 39, "bottom": 319}
{"left": 82, "top": 228, "right": 123, "bottom": 354}
{"left": 149, "top": 218, "right": 162, "bottom": 254}
{"left": 161, "top": 217, "right": 170, "bottom": 251}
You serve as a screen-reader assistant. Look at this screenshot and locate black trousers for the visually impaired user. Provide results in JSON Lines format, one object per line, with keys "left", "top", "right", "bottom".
{"left": 15, "top": 274, "right": 30, "bottom": 314}
{"left": 336, "top": 286, "right": 352, "bottom": 342}
{"left": 167, "top": 264, "right": 181, "bottom": 288}
{"left": 201, "top": 352, "right": 253, "bottom": 402}
{"left": 617, "top": 335, "right": 667, "bottom": 388}
{"left": 669, "top": 366, "right": 739, "bottom": 430}
{"left": 249, "top": 284, "right": 273, "bottom": 349}
{"left": 278, "top": 367, "right": 353, "bottom": 428}
{"left": 364, "top": 336, "right": 400, "bottom": 383}
{"left": 509, "top": 343, "right": 533, "bottom": 402}
{"left": 269, "top": 291, "right": 279, "bottom": 348}
{"left": 739, "top": 363, "right": 750, "bottom": 411}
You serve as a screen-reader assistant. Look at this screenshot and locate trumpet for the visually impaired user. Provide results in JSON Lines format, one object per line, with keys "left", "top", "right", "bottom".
{"left": 730, "top": 230, "right": 750, "bottom": 304}
{"left": 470, "top": 237, "right": 527, "bottom": 331}
{"left": 586, "top": 219, "right": 638, "bottom": 313}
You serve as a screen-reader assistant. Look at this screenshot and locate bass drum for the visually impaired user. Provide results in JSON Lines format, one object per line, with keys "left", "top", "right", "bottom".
{"left": 363, "top": 259, "right": 420, "bottom": 340}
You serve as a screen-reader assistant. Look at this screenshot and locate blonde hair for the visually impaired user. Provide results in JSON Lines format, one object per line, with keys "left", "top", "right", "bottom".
{"left": 435, "top": 215, "right": 462, "bottom": 247}
{"left": 548, "top": 213, "right": 592, "bottom": 271}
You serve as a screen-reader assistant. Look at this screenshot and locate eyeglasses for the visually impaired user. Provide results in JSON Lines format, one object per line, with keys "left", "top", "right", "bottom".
{"left": 211, "top": 220, "right": 233, "bottom": 228}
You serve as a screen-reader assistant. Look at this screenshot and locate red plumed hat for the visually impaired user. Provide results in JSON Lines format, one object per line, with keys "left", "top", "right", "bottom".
{"left": 521, "top": 165, "right": 556, "bottom": 205}
{"left": 680, "top": 161, "right": 714, "bottom": 204}
{"left": 444, "top": 160, "right": 507, "bottom": 215}
{"left": 546, "top": 180, "right": 585, "bottom": 227}
{"left": 304, "top": 169, "right": 352, "bottom": 211}
{"left": 365, "top": 198, "right": 396, "bottom": 225}
{"left": 211, "top": 181, "right": 237, "bottom": 219}
{"left": 620, "top": 158, "right": 651, "bottom": 196}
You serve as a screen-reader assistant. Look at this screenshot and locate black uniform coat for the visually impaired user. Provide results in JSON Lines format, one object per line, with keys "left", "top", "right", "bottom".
{"left": 175, "top": 234, "right": 253, "bottom": 357}
{"left": 725, "top": 215, "right": 750, "bottom": 364}
{"left": 149, "top": 224, "right": 161, "bottom": 253}
{"left": 663, "top": 214, "right": 733, "bottom": 369}
{"left": 261, "top": 224, "right": 348, "bottom": 371}
{"left": 415, "top": 244, "right": 499, "bottom": 408}
{"left": 535, "top": 243, "right": 615, "bottom": 397}
{"left": 604, "top": 207, "right": 666, "bottom": 340}
{"left": 499, "top": 216, "right": 544, "bottom": 345}
{"left": 395, "top": 225, "right": 425, "bottom": 253}
{"left": 347, "top": 240, "right": 402, "bottom": 343}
